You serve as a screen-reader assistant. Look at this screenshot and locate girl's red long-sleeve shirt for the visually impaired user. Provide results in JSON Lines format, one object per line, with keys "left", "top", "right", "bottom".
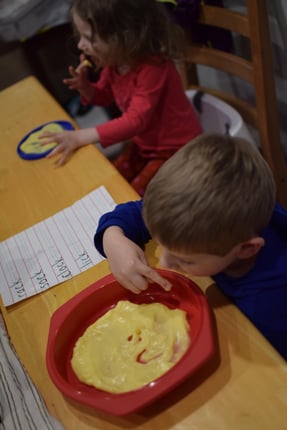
{"left": 82, "top": 59, "right": 202, "bottom": 156}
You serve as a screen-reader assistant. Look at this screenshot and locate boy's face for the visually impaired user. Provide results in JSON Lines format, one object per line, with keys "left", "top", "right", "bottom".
{"left": 157, "top": 242, "right": 240, "bottom": 277}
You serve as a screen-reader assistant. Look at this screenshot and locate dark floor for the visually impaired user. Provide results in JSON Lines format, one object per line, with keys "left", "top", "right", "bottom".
{"left": 0, "top": 24, "right": 78, "bottom": 107}
{"left": 0, "top": 42, "right": 32, "bottom": 90}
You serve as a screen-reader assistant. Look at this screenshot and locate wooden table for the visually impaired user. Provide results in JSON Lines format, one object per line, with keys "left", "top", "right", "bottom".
{"left": 0, "top": 76, "right": 286, "bottom": 430}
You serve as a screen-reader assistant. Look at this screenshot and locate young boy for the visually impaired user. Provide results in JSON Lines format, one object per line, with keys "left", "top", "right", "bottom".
{"left": 94, "top": 133, "right": 287, "bottom": 360}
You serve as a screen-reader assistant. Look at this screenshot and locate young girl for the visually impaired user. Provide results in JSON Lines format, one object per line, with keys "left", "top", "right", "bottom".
{"left": 40, "top": 0, "right": 202, "bottom": 195}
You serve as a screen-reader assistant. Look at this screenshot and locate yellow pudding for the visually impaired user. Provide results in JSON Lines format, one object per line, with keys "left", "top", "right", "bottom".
{"left": 20, "top": 123, "right": 63, "bottom": 154}
{"left": 71, "top": 300, "right": 190, "bottom": 393}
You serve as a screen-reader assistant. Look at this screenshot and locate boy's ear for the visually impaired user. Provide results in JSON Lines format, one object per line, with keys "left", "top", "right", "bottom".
{"left": 236, "top": 237, "right": 265, "bottom": 259}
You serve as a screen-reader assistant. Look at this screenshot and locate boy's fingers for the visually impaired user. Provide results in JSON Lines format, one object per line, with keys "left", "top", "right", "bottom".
{"left": 144, "top": 268, "right": 172, "bottom": 291}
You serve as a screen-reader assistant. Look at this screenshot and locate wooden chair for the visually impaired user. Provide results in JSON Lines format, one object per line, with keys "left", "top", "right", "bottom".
{"left": 179, "top": 0, "right": 287, "bottom": 207}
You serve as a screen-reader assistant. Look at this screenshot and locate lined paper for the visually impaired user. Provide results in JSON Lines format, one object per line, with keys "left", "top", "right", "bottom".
{"left": 0, "top": 186, "right": 116, "bottom": 306}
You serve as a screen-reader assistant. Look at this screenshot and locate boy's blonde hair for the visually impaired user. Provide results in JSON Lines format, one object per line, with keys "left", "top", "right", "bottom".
{"left": 143, "top": 133, "right": 276, "bottom": 255}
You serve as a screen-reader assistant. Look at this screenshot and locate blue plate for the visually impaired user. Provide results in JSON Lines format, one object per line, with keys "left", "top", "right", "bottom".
{"left": 17, "top": 120, "right": 74, "bottom": 160}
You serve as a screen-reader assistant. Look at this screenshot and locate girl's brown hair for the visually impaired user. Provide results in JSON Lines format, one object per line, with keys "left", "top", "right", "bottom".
{"left": 72, "top": 0, "right": 184, "bottom": 65}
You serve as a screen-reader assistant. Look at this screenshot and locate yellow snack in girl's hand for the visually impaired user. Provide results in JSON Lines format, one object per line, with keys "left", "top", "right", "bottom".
{"left": 82, "top": 59, "right": 92, "bottom": 68}
{"left": 20, "top": 123, "right": 63, "bottom": 154}
{"left": 71, "top": 300, "right": 190, "bottom": 393}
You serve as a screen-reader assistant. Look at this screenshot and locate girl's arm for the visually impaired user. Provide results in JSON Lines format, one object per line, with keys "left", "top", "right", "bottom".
{"left": 95, "top": 62, "right": 171, "bottom": 147}
{"left": 39, "top": 128, "right": 100, "bottom": 166}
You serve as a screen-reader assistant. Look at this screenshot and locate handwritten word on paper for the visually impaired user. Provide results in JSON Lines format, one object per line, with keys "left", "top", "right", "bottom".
{"left": 0, "top": 186, "right": 116, "bottom": 306}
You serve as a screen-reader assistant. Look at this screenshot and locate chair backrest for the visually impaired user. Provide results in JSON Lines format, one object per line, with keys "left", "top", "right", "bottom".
{"left": 179, "top": 0, "right": 287, "bottom": 207}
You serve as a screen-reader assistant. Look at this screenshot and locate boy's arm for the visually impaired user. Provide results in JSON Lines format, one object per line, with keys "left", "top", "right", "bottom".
{"left": 94, "top": 201, "right": 172, "bottom": 293}
{"left": 94, "top": 200, "right": 150, "bottom": 255}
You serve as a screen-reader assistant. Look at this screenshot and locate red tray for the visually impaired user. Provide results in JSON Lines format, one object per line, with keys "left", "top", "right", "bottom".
{"left": 46, "top": 269, "right": 215, "bottom": 416}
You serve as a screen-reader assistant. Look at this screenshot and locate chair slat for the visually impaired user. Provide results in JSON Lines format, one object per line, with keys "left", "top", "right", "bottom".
{"left": 198, "top": 4, "right": 250, "bottom": 37}
{"left": 185, "top": 46, "right": 253, "bottom": 84}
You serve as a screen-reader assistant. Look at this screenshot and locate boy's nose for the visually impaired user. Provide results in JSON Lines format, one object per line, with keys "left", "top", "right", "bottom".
{"left": 159, "top": 252, "right": 179, "bottom": 270}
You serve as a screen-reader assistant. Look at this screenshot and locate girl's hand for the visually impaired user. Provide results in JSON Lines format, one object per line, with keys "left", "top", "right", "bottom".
{"left": 103, "top": 227, "right": 172, "bottom": 294}
{"left": 63, "top": 54, "right": 94, "bottom": 100}
{"left": 39, "top": 128, "right": 99, "bottom": 166}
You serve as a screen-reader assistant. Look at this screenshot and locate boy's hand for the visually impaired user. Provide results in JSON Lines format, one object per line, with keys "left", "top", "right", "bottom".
{"left": 103, "top": 227, "right": 172, "bottom": 294}
{"left": 39, "top": 128, "right": 99, "bottom": 166}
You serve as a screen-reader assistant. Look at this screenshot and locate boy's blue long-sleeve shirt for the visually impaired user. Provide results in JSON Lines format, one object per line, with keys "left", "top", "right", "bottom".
{"left": 94, "top": 200, "right": 287, "bottom": 360}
